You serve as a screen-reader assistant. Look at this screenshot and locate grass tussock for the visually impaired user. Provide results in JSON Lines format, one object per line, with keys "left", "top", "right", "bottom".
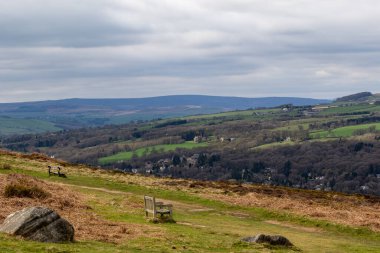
{"left": 4, "top": 184, "right": 50, "bottom": 199}
{"left": 3, "top": 174, "right": 50, "bottom": 199}
{"left": 0, "top": 163, "right": 11, "bottom": 170}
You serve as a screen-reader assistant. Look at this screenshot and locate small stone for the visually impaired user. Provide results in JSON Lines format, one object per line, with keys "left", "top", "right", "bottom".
{"left": 242, "top": 234, "right": 293, "bottom": 246}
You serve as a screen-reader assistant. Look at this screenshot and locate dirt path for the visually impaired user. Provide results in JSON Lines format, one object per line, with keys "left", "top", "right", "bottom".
{"left": 69, "top": 184, "right": 132, "bottom": 195}
{"left": 64, "top": 183, "right": 216, "bottom": 213}
{"left": 265, "top": 220, "right": 322, "bottom": 233}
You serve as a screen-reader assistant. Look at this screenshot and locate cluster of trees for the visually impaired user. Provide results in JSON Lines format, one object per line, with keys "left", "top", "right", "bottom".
{"left": 119, "top": 140, "right": 380, "bottom": 195}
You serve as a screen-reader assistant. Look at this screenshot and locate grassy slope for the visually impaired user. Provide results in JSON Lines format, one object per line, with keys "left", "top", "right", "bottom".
{"left": 0, "top": 152, "right": 379, "bottom": 252}
{"left": 271, "top": 116, "right": 359, "bottom": 132}
{"left": 184, "top": 108, "right": 282, "bottom": 119}
{"left": 99, "top": 142, "right": 209, "bottom": 165}
{"left": 310, "top": 122, "right": 380, "bottom": 139}
{"left": 0, "top": 117, "right": 61, "bottom": 136}
{"left": 252, "top": 141, "right": 297, "bottom": 150}
{"left": 320, "top": 104, "right": 380, "bottom": 115}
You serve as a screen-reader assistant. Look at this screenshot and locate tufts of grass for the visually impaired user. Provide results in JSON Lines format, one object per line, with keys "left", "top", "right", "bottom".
{"left": 3, "top": 174, "right": 51, "bottom": 199}
{"left": 4, "top": 184, "right": 50, "bottom": 199}
{"left": 0, "top": 163, "right": 11, "bottom": 170}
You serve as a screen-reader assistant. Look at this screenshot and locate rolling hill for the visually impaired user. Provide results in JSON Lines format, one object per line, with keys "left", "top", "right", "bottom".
{"left": 0, "top": 95, "right": 330, "bottom": 135}
{"left": 335, "top": 92, "right": 380, "bottom": 104}
{"left": 3, "top": 99, "right": 380, "bottom": 196}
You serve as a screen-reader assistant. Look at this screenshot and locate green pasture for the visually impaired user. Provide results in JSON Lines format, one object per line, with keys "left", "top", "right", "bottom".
{"left": 183, "top": 108, "right": 282, "bottom": 120}
{"left": 99, "top": 141, "right": 209, "bottom": 164}
{"left": 320, "top": 104, "right": 380, "bottom": 116}
{"left": 0, "top": 117, "right": 61, "bottom": 136}
{"left": 310, "top": 122, "right": 380, "bottom": 139}
{"left": 252, "top": 141, "right": 297, "bottom": 150}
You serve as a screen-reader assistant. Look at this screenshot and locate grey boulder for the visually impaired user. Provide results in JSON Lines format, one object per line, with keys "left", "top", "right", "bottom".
{"left": 0, "top": 206, "right": 74, "bottom": 243}
{"left": 242, "top": 234, "right": 293, "bottom": 246}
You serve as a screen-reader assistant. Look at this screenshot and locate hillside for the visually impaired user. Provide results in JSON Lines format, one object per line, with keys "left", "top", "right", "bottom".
{"left": 335, "top": 92, "right": 373, "bottom": 102}
{"left": 335, "top": 92, "right": 380, "bottom": 104}
{"left": 3, "top": 101, "right": 380, "bottom": 196}
{"left": 0, "top": 95, "right": 329, "bottom": 135}
{"left": 0, "top": 150, "right": 379, "bottom": 252}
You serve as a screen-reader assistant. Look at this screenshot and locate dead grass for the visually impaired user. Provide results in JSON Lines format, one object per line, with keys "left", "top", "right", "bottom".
{"left": 157, "top": 179, "right": 380, "bottom": 232}
{"left": 110, "top": 172, "right": 380, "bottom": 232}
{"left": 0, "top": 174, "right": 160, "bottom": 244}
{"left": 197, "top": 185, "right": 380, "bottom": 232}
{"left": 4, "top": 174, "right": 50, "bottom": 199}
{"left": 0, "top": 163, "right": 11, "bottom": 170}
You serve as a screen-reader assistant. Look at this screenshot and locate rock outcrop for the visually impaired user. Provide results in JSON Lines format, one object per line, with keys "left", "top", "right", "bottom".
{"left": 242, "top": 234, "right": 293, "bottom": 246}
{"left": 0, "top": 206, "right": 74, "bottom": 243}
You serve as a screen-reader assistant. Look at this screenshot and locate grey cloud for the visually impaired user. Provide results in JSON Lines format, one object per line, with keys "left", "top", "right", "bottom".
{"left": 0, "top": 1, "right": 148, "bottom": 47}
{"left": 0, "top": 0, "right": 379, "bottom": 102}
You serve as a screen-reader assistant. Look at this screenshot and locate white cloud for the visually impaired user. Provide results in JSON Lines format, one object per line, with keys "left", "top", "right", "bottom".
{"left": 315, "top": 70, "right": 331, "bottom": 78}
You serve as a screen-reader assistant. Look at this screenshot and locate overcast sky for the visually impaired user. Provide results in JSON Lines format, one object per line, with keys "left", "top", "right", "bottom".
{"left": 1, "top": 0, "right": 380, "bottom": 102}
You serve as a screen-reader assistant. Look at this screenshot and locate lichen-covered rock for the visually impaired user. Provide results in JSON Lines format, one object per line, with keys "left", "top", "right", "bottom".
{"left": 242, "top": 234, "right": 293, "bottom": 246}
{"left": 0, "top": 206, "right": 74, "bottom": 243}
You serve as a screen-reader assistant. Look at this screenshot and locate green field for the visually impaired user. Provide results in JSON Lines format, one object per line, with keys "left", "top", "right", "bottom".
{"left": 310, "top": 122, "right": 380, "bottom": 139}
{"left": 99, "top": 141, "right": 209, "bottom": 164}
{"left": 183, "top": 108, "right": 282, "bottom": 120}
{"left": 0, "top": 153, "right": 379, "bottom": 252}
{"left": 252, "top": 141, "right": 297, "bottom": 150}
{"left": 0, "top": 117, "right": 61, "bottom": 136}
{"left": 273, "top": 123, "right": 311, "bottom": 131}
{"left": 320, "top": 104, "right": 380, "bottom": 115}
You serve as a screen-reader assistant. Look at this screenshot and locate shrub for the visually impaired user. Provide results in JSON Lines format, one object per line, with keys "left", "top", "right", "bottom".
{"left": 4, "top": 184, "right": 50, "bottom": 199}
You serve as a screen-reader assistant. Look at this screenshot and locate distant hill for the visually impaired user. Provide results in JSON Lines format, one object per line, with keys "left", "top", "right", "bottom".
{"left": 0, "top": 95, "right": 330, "bottom": 135}
{"left": 0, "top": 95, "right": 330, "bottom": 113}
{"left": 335, "top": 92, "right": 373, "bottom": 102}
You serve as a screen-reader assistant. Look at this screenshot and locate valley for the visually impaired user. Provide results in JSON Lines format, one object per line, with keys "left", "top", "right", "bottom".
{"left": 1, "top": 92, "right": 380, "bottom": 196}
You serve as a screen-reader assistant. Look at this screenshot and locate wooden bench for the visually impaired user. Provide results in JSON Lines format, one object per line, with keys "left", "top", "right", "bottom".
{"left": 48, "top": 166, "right": 67, "bottom": 178}
{"left": 144, "top": 195, "right": 173, "bottom": 219}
